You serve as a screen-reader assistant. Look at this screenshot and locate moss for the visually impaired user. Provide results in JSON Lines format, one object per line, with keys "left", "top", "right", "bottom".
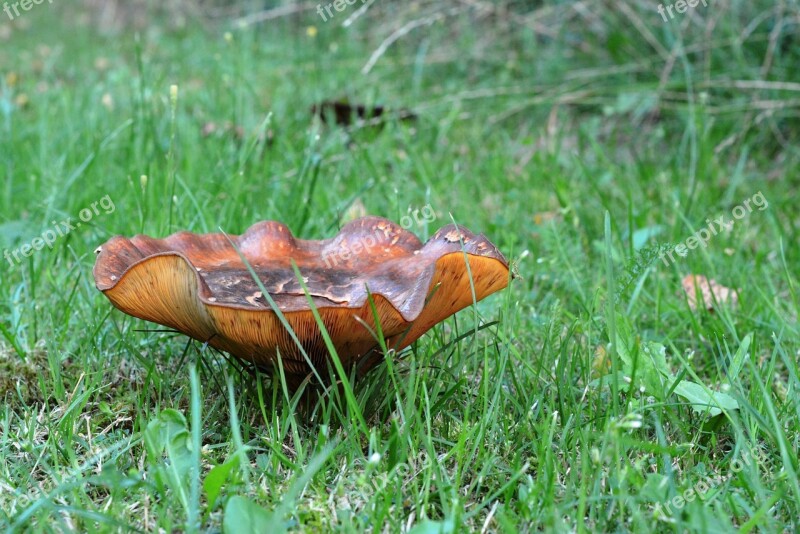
{"left": 0, "top": 344, "right": 48, "bottom": 405}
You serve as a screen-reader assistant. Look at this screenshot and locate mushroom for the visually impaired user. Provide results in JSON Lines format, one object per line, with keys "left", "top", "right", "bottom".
{"left": 93, "top": 216, "right": 510, "bottom": 386}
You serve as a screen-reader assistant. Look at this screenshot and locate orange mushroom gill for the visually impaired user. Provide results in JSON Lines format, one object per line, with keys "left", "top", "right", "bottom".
{"left": 93, "top": 216, "right": 510, "bottom": 385}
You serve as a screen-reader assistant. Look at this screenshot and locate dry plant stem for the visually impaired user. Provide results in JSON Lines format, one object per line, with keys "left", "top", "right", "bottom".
{"left": 232, "top": 2, "right": 318, "bottom": 27}
{"left": 361, "top": 6, "right": 466, "bottom": 74}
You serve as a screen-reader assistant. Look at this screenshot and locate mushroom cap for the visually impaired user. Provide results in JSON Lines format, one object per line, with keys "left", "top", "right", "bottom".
{"left": 93, "top": 216, "right": 510, "bottom": 383}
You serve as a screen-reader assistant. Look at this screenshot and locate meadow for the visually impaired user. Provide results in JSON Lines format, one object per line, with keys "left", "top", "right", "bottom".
{"left": 1, "top": 1, "right": 798, "bottom": 532}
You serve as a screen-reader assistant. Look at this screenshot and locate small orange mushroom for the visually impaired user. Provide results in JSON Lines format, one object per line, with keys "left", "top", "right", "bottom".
{"left": 93, "top": 216, "right": 510, "bottom": 385}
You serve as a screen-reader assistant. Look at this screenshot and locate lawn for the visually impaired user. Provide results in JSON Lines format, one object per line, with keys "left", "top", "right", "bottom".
{"left": 1, "top": 1, "right": 799, "bottom": 532}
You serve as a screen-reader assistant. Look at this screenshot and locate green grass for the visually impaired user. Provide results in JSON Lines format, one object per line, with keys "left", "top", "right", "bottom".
{"left": 1, "top": 1, "right": 799, "bottom": 531}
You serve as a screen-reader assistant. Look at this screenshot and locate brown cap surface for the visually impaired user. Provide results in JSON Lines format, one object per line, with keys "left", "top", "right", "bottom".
{"left": 93, "top": 216, "right": 510, "bottom": 383}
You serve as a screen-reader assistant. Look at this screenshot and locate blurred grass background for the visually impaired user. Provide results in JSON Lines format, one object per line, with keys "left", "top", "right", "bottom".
{"left": 1, "top": 0, "right": 799, "bottom": 532}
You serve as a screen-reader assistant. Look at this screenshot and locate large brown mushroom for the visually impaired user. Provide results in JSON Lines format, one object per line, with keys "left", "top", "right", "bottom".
{"left": 93, "top": 216, "right": 510, "bottom": 386}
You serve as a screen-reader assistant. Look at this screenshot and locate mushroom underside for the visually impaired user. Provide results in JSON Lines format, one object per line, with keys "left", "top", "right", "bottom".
{"left": 93, "top": 217, "right": 510, "bottom": 385}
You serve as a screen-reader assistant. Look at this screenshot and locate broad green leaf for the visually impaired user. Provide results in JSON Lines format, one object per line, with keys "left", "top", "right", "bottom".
{"left": 144, "top": 409, "right": 189, "bottom": 460}
{"left": 205, "top": 456, "right": 241, "bottom": 511}
{"left": 613, "top": 315, "right": 637, "bottom": 372}
{"left": 221, "top": 444, "right": 336, "bottom": 534}
{"left": 165, "top": 431, "right": 193, "bottom": 488}
{"left": 673, "top": 380, "right": 739, "bottom": 417}
{"left": 588, "top": 371, "right": 628, "bottom": 390}
{"left": 408, "top": 519, "right": 457, "bottom": 534}
{"left": 223, "top": 496, "right": 283, "bottom": 534}
{"left": 639, "top": 473, "right": 670, "bottom": 502}
{"left": 632, "top": 225, "right": 664, "bottom": 251}
{"left": 612, "top": 317, "right": 672, "bottom": 398}
{"left": 640, "top": 342, "right": 672, "bottom": 399}
{"left": 144, "top": 409, "right": 193, "bottom": 505}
